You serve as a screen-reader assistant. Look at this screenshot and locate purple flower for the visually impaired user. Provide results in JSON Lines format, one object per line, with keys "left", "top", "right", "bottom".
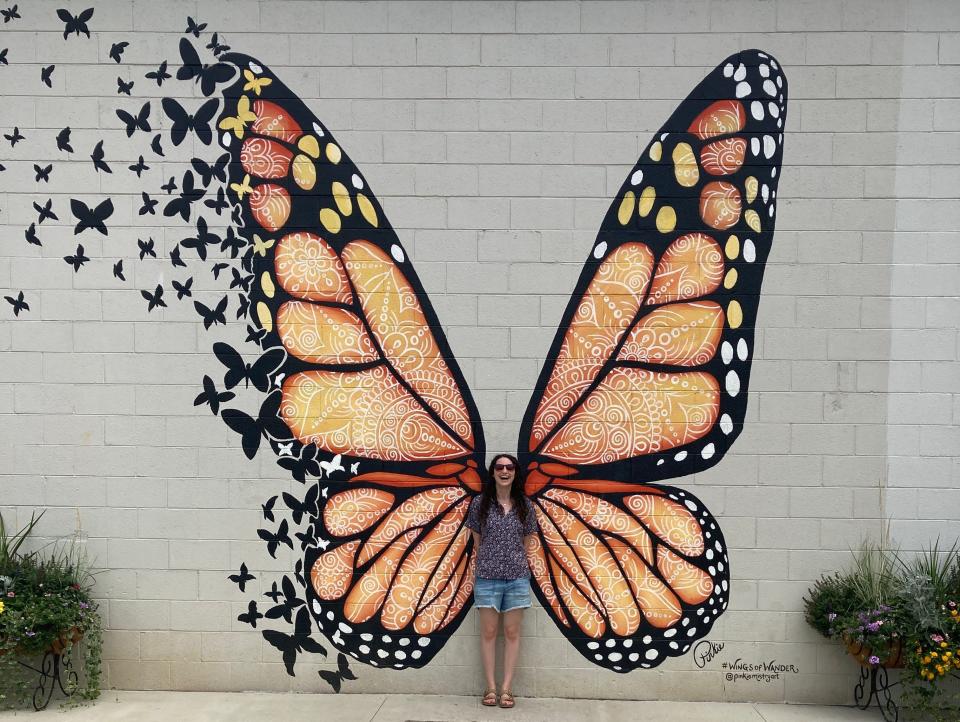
{"left": 867, "top": 621, "right": 882, "bottom": 632}
{"left": 868, "top": 655, "right": 880, "bottom": 665}
{"left": 79, "top": 602, "right": 89, "bottom": 609}
{"left": 932, "top": 634, "right": 944, "bottom": 643}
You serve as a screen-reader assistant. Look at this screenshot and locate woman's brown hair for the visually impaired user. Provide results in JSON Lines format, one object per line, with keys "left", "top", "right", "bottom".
{"left": 478, "top": 454, "right": 528, "bottom": 527}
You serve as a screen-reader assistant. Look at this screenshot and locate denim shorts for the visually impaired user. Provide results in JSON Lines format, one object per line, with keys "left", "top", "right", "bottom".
{"left": 474, "top": 577, "right": 531, "bottom": 613}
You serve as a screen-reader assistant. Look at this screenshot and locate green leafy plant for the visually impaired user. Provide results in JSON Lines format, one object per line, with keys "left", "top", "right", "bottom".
{"left": 804, "top": 540, "right": 960, "bottom": 722}
{"left": 0, "top": 511, "right": 102, "bottom": 708}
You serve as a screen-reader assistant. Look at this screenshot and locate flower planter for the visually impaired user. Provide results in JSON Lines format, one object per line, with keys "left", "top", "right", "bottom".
{"left": 1, "top": 627, "right": 83, "bottom": 657}
{"left": 844, "top": 635, "right": 904, "bottom": 669}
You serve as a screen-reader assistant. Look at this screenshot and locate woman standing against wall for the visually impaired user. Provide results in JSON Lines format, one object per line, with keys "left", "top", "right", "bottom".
{"left": 466, "top": 454, "right": 539, "bottom": 709}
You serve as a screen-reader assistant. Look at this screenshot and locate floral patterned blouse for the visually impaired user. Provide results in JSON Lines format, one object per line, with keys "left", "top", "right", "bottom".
{"left": 466, "top": 496, "right": 539, "bottom": 580}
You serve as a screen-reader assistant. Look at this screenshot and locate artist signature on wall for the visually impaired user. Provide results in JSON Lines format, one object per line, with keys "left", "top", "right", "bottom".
{"left": 693, "top": 640, "right": 801, "bottom": 684}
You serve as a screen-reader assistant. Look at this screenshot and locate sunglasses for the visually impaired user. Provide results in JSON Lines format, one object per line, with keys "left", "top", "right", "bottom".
{"left": 494, "top": 463, "right": 515, "bottom": 471}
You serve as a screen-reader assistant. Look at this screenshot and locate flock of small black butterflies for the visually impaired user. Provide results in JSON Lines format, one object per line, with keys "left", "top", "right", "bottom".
{"left": 2, "top": 4, "right": 356, "bottom": 693}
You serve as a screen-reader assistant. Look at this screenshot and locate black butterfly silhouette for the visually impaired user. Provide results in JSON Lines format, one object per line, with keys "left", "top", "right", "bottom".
{"left": 63, "top": 244, "right": 90, "bottom": 272}
{"left": 263, "top": 607, "right": 325, "bottom": 677}
{"left": 4, "top": 291, "right": 28, "bottom": 316}
{"left": 162, "top": 97, "right": 218, "bottom": 146}
{"left": 150, "top": 133, "right": 164, "bottom": 156}
{"left": 71, "top": 198, "right": 113, "bottom": 235}
{"left": 138, "top": 191, "right": 157, "bottom": 216}
{"left": 90, "top": 140, "right": 111, "bottom": 173}
{"left": 230, "top": 267, "right": 253, "bottom": 292}
{"left": 0, "top": 48, "right": 8, "bottom": 65}
{"left": 214, "top": 343, "right": 285, "bottom": 392}
{"left": 220, "top": 227, "right": 244, "bottom": 258}
{"left": 117, "top": 77, "right": 133, "bottom": 95}
{"left": 24, "top": 223, "right": 40, "bottom": 246}
{"left": 228, "top": 562, "right": 255, "bottom": 592}
{"left": 1, "top": 5, "right": 19, "bottom": 23}
{"left": 318, "top": 654, "right": 357, "bottom": 693}
{"left": 220, "top": 392, "right": 290, "bottom": 460}
{"left": 109, "top": 41, "right": 128, "bottom": 63}
{"left": 261, "top": 495, "right": 278, "bottom": 522}
{"left": 113, "top": 260, "right": 125, "bottom": 280}
{"left": 57, "top": 7, "right": 94, "bottom": 38}
{"left": 194, "top": 295, "right": 228, "bottom": 329}
{"left": 129, "top": 155, "right": 148, "bottom": 176}
{"left": 211, "top": 262, "right": 229, "bottom": 279}
{"left": 236, "top": 293, "right": 250, "bottom": 320}
{"left": 34, "top": 163, "right": 51, "bottom": 182}
{"left": 184, "top": 15, "right": 206, "bottom": 37}
{"left": 206, "top": 33, "right": 229, "bottom": 56}
{"left": 204, "top": 186, "right": 228, "bottom": 215}
{"left": 40, "top": 65, "right": 54, "bottom": 87}
{"left": 276, "top": 446, "right": 321, "bottom": 485}
{"left": 163, "top": 171, "right": 205, "bottom": 221}
{"left": 237, "top": 600, "right": 263, "bottom": 629}
{"left": 264, "top": 581, "right": 282, "bottom": 603}
{"left": 145, "top": 60, "right": 170, "bottom": 86}
{"left": 169, "top": 245, "right": 186, "bottom": 268}
{"left": 171, "top": 276, "right": 193, "bottom": 299}
{"left": 245, "top": 325, "right": 267, "bottom": 346}
{"left": 264, "top": 575, "right": 303, "bottom": 624}
{"left": 192, "top": 152, "right": 229, "bottom": 186}
{"left": 161, "top": 176, "right": 177, "bottom": 194}
{"left": 193, "top": 373, "right": 232, "bottom": 413}
{"left": 181, "top": 216, "right": 220, "bottom": 261}
{"left": 33, "top": 199, "right": 58, "bottom": 224}
{"left": 177, "top": 38, "right": 235, "bottom": 97}
{"left": 137, "top": 237, "right": 156, "bottom": 260}
{"left": 116, "top": 101, "right": 151, "bottom": 136}
{"left": 5, "top": 126, "right": 24, "bottom": 146}
{"left": 255, "top": 518, "right": 293, "bottom": 561}
{"left": 283, "top": 485, "right": 319, "bottom": 525}
{"left": 141, "top": 284, "right": 167, "bottom": 312}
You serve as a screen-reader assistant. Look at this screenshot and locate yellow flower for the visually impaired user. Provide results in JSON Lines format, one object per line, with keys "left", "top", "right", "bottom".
{"left": 923, "top": 656, "right": 932, "bottom": 664}
{"left": 941, "top": 641, "right": 949, "bottom": 648}
{"left": 0, "top": 600, "right": 5, "bottom": 614}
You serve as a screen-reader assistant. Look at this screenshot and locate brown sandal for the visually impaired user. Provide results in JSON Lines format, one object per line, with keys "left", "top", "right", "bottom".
{"left": 481, "top": 689, "right": 498, "bottom": 706}
{"left": 499, "top": 691, "right": 515, "bottom": 709}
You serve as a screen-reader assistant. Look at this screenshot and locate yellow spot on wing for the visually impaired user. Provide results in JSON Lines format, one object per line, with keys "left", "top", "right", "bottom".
{"left": 320, "top": 208, "right": 342, "bottom": 234}
{"left": 649, "top": 142, "right": 662, "bottom": 162}
{"left": 638, "top": 186, "right": 655, "bottom": 218}
{"left": 298, "top": 135, "right": 320, "bottom": 158}
{"left": 728, "top": 300, "right": 743, "bottom": 329}
{"left": 725, "top": 235, "right": 740, "bottom": 259}
{"left": 656, "top": 206, "right": 676, "bottom": 234}
{"left": 672, "top": 142, "right": 699, "bottom": 188}
{"left": 357, "top": 193, "right": 378, "bottom": 228}
{"left": 723, "top": 268, "right": 738, "bottom": 289}
{"left": 256, "top": 301, "right": 273, "bottom": 332}
{"left": 332, "top": 182, "right": 353, "bottom": 216}
{"left": 326, "top": 143, "right": 342, "bottom": 164}
{"left": 745, "top": 176, "right": 758, "bottom": 204}
{"left": 292, "top": 154, "right": 316, "bottom": 190}
{"left": 618, "top": 191, "right": 636, "bottom": 225}
{"left": 261, "top": 272, "right": 275, "bottom": 299}
{"left": 744, "top": 209, "right": 761, "bottom": 233}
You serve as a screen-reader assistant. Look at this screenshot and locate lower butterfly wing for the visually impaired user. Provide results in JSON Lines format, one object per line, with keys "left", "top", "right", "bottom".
{"left": 214, "top": 52, "right": 487, "bottom": 667}
{"left": 520, "top": 50, "right": 787, "bottom": 670}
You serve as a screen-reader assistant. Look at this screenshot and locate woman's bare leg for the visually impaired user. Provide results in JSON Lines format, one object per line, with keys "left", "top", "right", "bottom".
{"left": 479, "top": 608, "right": 500, "bottom": 692}
{"left": 501, "top": 608, "right": 523, "bottom": 692}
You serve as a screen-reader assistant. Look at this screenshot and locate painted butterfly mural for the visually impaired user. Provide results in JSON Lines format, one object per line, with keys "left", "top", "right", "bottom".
{"left": 0, "top": 5, "right": 787, "bottom": 684}
{"left": 210, "top": 49, "right": 788, "bottom": 673}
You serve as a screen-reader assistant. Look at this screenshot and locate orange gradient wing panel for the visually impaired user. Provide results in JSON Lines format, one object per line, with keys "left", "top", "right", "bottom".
{"left": 521, "top": 50, "right": 787, "bottom": 671}
{"left": 217, "top": 52, "right": 486, "bottom": 668}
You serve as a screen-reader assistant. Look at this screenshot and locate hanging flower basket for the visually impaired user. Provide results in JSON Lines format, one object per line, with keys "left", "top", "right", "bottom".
{"left": 845, "top": 635, "right": 905, "bottom": 669}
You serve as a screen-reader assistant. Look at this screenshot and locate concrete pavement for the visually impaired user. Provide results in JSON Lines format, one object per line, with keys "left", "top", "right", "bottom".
{"left": 0, "top": 691, "right": 877, "bottom": 721}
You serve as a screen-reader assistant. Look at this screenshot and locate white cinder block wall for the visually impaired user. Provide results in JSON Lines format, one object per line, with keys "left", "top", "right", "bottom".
{"left": 1, "top": 0, "right": 958, "bottom": 704}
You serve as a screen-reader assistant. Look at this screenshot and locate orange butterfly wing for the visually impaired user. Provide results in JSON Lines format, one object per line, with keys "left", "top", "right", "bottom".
{"left": 218, "top": 54, "right": 485, "bottom": 668}
{"left": 520, "top": 50, "right": 787, "bottom": 671}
